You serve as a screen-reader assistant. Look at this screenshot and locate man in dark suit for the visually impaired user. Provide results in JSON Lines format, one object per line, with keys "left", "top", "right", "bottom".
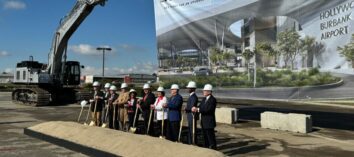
{"left": 140, "top": 83, "right": 156, "bottom": 136}
{"left": 192, "top": 84, "right": 217, "bottom": 150}
{"left": 107, "top": 85, "right": 118, "bottom": 129}
{"left": 185, "top": 81, "right": 199, "bottom": 145}
{"left": 90, "top": 81, "right": 105, "bottom": 126}
{"left": 165, "top": 84, "right": 183, "bottom": 142}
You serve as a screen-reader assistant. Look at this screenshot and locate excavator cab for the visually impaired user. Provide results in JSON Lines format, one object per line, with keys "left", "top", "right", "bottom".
{"left": 62, "top": 61, "right": 81, "bottom": 85}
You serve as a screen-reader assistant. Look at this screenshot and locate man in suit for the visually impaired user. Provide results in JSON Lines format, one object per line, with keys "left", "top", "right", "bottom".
{"left": 185, "top": 81, "right": 198, "bottom": 145}
{"left": 90, "top": 81, "right": 105, "bottom": 126}
{"left": 102, "top": 83, "right": 111, "bottom": 125}
{"left": 107, "top": 85, "right": 118, "bottom": 129}
{"left": 140, "top": 83, "right": 156, "bottom": 136}
{"left": 164, "top": 84, "right": 183, "bottom": 142}
{"left": 192, "top": 84, "right": 217, "bottom": 150}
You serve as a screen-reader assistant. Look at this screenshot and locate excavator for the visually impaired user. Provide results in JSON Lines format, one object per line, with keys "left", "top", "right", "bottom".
{"left": 12, "top": 0, "right": 107, "bottom": 106}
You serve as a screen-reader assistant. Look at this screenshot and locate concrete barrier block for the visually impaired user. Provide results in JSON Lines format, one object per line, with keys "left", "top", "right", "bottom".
{"left": 215, "top": 107, "right": 238, "bottom": 124}
{"left": 288, "top": 113, "right": 312, "bottom": 133}
{"left": 261, "top": 112, "right": 275, "bottom": 129}
{"left": 261, "top": 112, "right": 312, "bottom": 134}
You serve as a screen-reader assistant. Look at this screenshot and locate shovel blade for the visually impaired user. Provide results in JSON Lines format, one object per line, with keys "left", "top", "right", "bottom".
{"left": 89, "top": 121, "right": 95, "bottom": 126}
{"left": 129, "top": 127, "right": 137, "bottom": 133}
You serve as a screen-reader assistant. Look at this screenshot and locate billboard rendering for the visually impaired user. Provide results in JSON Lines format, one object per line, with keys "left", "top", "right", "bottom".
{"left": 153, "top": 0, "right": 354, "bottom": 99}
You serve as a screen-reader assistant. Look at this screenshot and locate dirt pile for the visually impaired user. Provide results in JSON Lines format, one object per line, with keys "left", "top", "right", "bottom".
{"left": 26, "top": 121, "right": 224, "bottom": 157}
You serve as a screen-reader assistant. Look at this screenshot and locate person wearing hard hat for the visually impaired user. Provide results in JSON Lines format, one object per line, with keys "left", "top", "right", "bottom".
{"left": 102, "top": 83, "right": 111, "bottom": 124}
{"left": 127, "top": 89, "right": 138, "bottom": 130}
{"left": 107, "top": 85, "right": 118, "bottom": 129}
{"left": 192, "top": 84, "right": 217, "bottom": 150}
{"left": 139, "top": 83, "right": 156, "bottom": 136}
{"left": 90, "top": 81, "right": 105, "bottom": 126}
{"left": 164, "top": 84, "right": 183, "bottom": 142}
{"left": 185, "top": 81, "right": 199, "bottom": 145}
{"left": 152, "top": 87, "right": 168, "bottom": 137}
{"left": 113, "top": 83, "right": 130, "bottom": 131}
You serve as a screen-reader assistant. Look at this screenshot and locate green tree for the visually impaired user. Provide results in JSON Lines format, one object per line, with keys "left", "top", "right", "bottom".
{"left": 277, "top": 29, "right": 301, "bottom": 69}
{"left": 242, "top": 49, "right": 255, "bottom": 64}
{"left": 338, "top": 34, "right": 354, "bottom": 68}
{"left": 209, "top": 47, "right": 224, "bottom": 73}
{"left": 242, "top": 49, "right": 255, "bottom": 81}
{"left": 313, "top": 42, "right": 325, "bottom": 68}
{"left": 255, "top": 42, "right": 278, "bottom": 67}
{"left": 300, "top": 36, "right": 316, "bottom": 68}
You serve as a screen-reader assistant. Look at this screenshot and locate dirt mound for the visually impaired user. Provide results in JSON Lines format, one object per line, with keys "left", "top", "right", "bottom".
{"left": 26, "top": 121, "right": 224, "bottom": 157}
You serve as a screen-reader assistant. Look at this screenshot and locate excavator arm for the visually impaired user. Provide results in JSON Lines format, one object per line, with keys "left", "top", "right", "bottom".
{"left": 46, "top": 0, "right": 106, "bottom": 82}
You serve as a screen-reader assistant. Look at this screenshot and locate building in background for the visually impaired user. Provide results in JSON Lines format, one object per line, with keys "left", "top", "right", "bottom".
{"left": 153, "top": 0, "right": 354, "bottom": 73}
{"left": 83, "top": 74, "right": 157, "bottom": 84}
{"left": 0, "top": 73, "right": 14, "bottom": 84}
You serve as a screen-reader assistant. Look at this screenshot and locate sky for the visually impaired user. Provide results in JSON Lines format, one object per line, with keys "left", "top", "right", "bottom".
{"left": 0, "top": 0, "right": 158, "bottom": 75}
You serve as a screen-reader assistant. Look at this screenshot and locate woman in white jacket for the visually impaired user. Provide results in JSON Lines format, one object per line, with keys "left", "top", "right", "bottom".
{"left": 152, "top": 87, "right": 168, "bottom": 137}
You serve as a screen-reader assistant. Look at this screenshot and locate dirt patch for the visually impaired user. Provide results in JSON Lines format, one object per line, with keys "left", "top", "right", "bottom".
{"left": 27, "top": 121, "right": 224, "bottom": 157}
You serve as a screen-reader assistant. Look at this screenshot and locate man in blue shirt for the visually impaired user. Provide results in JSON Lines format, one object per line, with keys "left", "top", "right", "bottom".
{"left": 164, "top": 84, "right": 183, "bottom": 142}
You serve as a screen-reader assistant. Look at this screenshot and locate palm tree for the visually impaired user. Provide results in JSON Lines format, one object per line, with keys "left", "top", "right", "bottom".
{"left": 313, "top": 42, "right": 325, "bottom": 68}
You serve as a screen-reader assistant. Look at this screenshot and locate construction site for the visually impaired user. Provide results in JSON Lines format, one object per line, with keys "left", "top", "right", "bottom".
{"left": 1, "top": 0, "right": 354, "bottom": 156}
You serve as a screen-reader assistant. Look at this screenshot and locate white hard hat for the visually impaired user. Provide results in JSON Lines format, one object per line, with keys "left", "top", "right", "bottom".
{"left": 80, "top": 100, "right": 88, "bottom": 107}
{"left": 104, "top": 83, "right": 111, "bottom": 88}
{"left": 121, "top": 83, "right": 128, "bottom": 89}
{"left": 129, "top": 89, "right": 137, "bottom": 93}
{"left": 186, "top": 81, "right": 197, "bottom": 88}
{"left": 93, "top": 81, "right": 100, "bottom": 87}
{"left": 157, "top": 87, "right": 164, "bottom": 92}
{"left": 203, "top": 84, "right": 213, "bottom": 91}
{"left": 143, "top": 83, "right": 150, "bottom": 89}
{"left": 109, "top": 85, "right": 117, "bottom": 91}
{"left": 170, "top": 84, "right": 179, "bottom": 90}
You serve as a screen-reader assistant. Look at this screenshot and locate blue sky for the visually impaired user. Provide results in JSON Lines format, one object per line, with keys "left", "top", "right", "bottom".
{"left": 0, "top": 0, "right": 158, "bottom": 75}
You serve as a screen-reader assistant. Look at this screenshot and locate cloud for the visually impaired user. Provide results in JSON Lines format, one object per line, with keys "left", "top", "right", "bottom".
{"left": 0, "top": 51, "right": 10, "bottom": 57}
{"left": 4, "top": 68, "right": 13, "bottom": 73}
{"left": 3, "top": 0, "right": 26, "bottom": 10}
{"left": 117, "top": 44, "right": 148, "bottom": 53}
{"left": 69, "top": 44, "right": 115, "bottom": 55}
{"left": 82, "top": 63, "right": 158, "bottom": 76}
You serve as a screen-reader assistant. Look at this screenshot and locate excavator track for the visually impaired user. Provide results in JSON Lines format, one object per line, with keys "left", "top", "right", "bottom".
{"left": 75, "top": 88, "right": 92, "bottom": 102}
{"left": 12, "top": 86, "right": 51, "bottom": 107}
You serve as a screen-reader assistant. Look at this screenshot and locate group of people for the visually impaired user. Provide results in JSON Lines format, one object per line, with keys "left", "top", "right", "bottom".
{"left": 86, "top": 81, "right": 217, "bottom": 150}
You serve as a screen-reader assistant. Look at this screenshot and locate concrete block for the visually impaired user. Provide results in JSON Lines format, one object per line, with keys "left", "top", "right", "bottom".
{"left": 215, "top": 107, "right": 238, "bottom": 124}
{"left": 288, "top": 113, "right": 312, "bottom": 133}
{"left": 261, "top": 112, "right": 312, "bottom": 134}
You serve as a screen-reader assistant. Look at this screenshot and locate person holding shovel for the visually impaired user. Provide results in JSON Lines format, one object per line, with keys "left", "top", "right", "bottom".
{"left": 113, "top": 83, "right": 129, "bottom": 131}
{"left": 90, "top": 81, "right": 104, "bottom": 126}
{"left": 127, "top": 89, "right": 138, "bottom": 131}
{"left": 164, "top": 84, "right": 183, "bottom": 142}
{"left": 185, "top": 81, "right": 199, "bottom": 145}
{"left": 102, "top": 83, "right": 111, "bottom": 125}
{"left": 152, "top": 87, "right": 168, "bottom": 138}
{"left": 107, "top": 85, "right": 118, "bottom": 129}
{"left": 140, "top": 83, "right": 156, "bottom": 136}
{"left": 192, "top": 84, "right": 217, "bottom": 150}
